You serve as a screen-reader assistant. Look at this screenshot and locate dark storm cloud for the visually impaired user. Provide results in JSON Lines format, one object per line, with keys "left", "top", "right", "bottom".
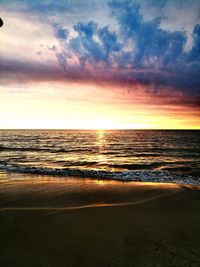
{"left": 70, "top": 21, "right": 122, "bottom": 65}
{"left": 49, "top": 0, "right": 200, "bottom": 96}
{"left": 109, "top": 1, "right": 186, "bottom": 67}
{"left": 54, "top": 24, "right": 69, "bottom": 40}
{"left": 188, "top": 24, "right": 200, "bottom": 61}
{"left": 1, "top": 0, "right": 200, "bottom": 100}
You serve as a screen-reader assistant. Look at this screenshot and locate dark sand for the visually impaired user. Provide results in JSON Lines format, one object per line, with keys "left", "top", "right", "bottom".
{"left": 0, "top": 172, "right": 200, "bottom": 267}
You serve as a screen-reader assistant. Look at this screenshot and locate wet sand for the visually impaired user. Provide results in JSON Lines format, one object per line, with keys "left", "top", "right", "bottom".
{"left": 0, "top": 172, "right": 200, "bottom": 266}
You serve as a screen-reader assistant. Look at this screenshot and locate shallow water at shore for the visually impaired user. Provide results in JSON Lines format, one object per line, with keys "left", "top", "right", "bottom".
{"left": 1, "top": 170, "right": 196, "bottom": 211}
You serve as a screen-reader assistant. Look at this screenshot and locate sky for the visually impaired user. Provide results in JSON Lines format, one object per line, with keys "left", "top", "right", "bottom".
{"left": 0, "top": 0, "right": 200, "bottom": 129}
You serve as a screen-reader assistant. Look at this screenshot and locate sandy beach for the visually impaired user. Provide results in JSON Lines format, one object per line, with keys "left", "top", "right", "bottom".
{"left": 1, "top": 0, "right": 200, "bottom": 264}
{"left": 0, "top": 172, "right": 200, "bottom": 267}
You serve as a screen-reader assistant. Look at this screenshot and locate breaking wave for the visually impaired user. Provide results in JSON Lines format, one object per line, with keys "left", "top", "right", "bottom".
{"left": 0, "top": 163, "right": 199, "bottom": 186}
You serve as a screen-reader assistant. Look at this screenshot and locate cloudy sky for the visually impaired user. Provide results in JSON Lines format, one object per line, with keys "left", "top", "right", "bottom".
{"left": 0, "top": 0, "right": 200, "bottom": 129}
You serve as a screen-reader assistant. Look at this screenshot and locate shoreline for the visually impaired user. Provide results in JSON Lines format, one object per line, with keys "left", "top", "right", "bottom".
{"left": 1, "top": 167, "right": 200, "bottom": 187}
{"left": 0, "top": 172, "right": 187, "bottom": 209}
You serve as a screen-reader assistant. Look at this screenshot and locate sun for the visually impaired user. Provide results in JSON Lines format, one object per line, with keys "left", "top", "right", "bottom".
{"left": 93, "top": 117, "right": 112, "bottom": 130}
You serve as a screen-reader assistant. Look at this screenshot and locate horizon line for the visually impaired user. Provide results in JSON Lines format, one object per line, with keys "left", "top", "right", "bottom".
{"left": 0, "top": 128, "right": 199, "bottom": 131}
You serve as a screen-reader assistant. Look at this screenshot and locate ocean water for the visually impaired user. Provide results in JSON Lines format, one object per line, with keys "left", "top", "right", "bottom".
{"left": 0, "top": 130, "right": 199, "bottom": 185}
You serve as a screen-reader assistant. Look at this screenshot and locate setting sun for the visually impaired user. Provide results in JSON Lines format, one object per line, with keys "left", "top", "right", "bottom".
{"left": 93, "top": 117, "right": 112, "bottom": 130}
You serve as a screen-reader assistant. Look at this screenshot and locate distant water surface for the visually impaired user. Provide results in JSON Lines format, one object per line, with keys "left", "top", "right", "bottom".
{"left": 0, "top": 130, "right": 199, "bottom": 185}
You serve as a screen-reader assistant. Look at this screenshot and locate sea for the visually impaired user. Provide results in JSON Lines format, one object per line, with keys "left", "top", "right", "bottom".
{"left": 0, "top": 130, "right": 199, "bottom": 185}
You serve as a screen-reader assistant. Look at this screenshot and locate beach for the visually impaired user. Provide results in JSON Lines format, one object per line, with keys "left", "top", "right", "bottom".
{"left": 1, "top": 0, "right": 200, "bottom": 264}
{"left": 1, "top": 172, "right": 200, "bottom": 267}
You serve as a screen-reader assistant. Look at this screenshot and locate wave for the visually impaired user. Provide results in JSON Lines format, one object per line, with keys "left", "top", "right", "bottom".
{"left": 109, "top": 162, "right": 167, "bottom": 170}
{"left": 0, "top": 163, "right": 199, "bottom": 186}
{"left": 0, "top": 145, "right": 91, "bottom": 153}
{"left": 0, "top": 146, "right": 50, "bottom": 152}
{"left": 108, "top": 162, "right": 196, "bottom": 171}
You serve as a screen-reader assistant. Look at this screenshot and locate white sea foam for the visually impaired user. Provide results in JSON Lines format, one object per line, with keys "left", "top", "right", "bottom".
{"left": 0, "top": 163, "right": 199, "bottom": 186}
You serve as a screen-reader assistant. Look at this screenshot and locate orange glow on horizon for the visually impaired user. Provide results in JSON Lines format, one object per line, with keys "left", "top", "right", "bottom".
{"left": 0, "top": 82, "right": 199, "bottom": 130}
